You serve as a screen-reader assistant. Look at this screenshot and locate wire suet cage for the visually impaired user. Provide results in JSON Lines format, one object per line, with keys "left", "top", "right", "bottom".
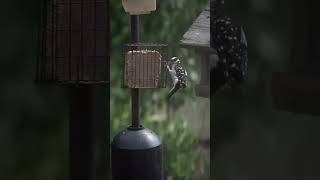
{"left": 36, "top": 0, "right": 109, "bottom": 85}
{"left": 122, "top": 43, "right": 168, "bottom": 88}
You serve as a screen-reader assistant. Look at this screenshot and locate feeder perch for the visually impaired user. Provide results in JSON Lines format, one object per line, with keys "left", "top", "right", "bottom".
{"left": 122, "top": 0, "right": 156, "bottom": 15}
{"left": 122, "top": 43, "right": 168, "bottom": 88}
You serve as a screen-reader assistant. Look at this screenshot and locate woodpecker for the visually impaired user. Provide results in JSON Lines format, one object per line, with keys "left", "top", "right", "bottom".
{"left": 211, "top": 0, "right": 248, "bottom": 94}
{"left": 167, "top": 57, "right": 187, "bottom": 99}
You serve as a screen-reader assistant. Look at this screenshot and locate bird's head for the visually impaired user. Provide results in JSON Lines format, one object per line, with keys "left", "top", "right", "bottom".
{"left": 170, "top": 56, "right": 180, "bottom": 64}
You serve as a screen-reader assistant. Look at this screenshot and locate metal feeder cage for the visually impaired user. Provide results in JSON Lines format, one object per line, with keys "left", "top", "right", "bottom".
{"left": 122, "top": 43, "right": 168, "bottom": 88}
{"left": 35, "top": 0, "right": 110, "bottom": 180}
{"left": 36, "top": 0, "right": 109, "bottom": 85}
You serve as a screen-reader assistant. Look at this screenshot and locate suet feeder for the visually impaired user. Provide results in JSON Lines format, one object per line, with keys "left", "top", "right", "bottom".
{"left": 36, "top": 0, "right": 109, "bottom": 180}
{"left": 122, "top": 0, "right": 156, "bottom": 15}
{"left": 111, "top": 2, "right": 165, "bottom": 180}
{"left": 122, "top": 43, "right": 168, "bottom": 88}
{"left": 180, "top": 3, "right": 212, "bottom": 98}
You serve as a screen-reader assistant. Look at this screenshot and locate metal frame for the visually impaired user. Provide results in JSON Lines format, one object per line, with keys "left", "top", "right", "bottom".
{"left": 36, "top": 0, "right": 109, "bottom": 85}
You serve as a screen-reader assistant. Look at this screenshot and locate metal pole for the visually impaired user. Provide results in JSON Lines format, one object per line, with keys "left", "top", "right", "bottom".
{"left": 69, "top": 86, "right": 95, "bottom": 180}
{"left": 131, "top": 15, "right": 140, "bottom": 128}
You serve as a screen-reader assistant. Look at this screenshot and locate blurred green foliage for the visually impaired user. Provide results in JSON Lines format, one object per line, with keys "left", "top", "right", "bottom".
{"left": 110, "top": 0, "right": 208, "bottom": 179}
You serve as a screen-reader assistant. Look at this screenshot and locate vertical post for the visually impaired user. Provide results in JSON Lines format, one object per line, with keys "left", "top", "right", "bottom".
{"left": 131, "top": 15, "right": 140, "bottom": 128}
{"left": 112, "top": 10, "right": 163, "bottom": 180}
{"left": 69, "top": 86, "right": 95, "bottom": 180}
{"left": 289, "top": 0, "right": 320, "bottom": 75}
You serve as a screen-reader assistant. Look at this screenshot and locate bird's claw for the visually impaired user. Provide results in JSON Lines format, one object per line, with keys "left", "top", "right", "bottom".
{"left": 166, "top": 65, "right": 170, "bottom": 70}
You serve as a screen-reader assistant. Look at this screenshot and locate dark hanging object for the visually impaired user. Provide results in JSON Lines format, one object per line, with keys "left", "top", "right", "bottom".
{"left": 36, "top": 0, "right": 109, "bottom": 85}
{"left": 122, "top": 43, "right": 168, "bottom": 89}
{"left": 35, "top": 0, "right": 110, "bottom": 180}
{"left": 210, "top": 0, "right": 248, "bottom": 94}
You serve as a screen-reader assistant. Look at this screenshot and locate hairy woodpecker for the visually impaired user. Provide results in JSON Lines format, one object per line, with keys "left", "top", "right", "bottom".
{"left": 167, "top": 57, "right": 187, "bottom": 99}
{"left": 211, "top": 0, "right": 248, "bottom": 94}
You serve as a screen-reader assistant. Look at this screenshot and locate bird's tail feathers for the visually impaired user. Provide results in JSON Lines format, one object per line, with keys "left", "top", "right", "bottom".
{"left": 167, "top": 86, "right": 180, "bottom": 99}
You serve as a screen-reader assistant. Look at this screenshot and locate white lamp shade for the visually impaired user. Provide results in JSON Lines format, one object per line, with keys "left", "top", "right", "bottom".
{"left": 122, "top": 0, "right": 156, "bottom": 15}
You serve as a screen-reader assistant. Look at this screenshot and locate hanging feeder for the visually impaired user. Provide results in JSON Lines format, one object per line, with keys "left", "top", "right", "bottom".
{"left": 122, "top": 0, "right": 156, "bottom": 15}
{"left": 122, "top": 43, "right": 168, "bottom": 88}
{"left": 180, "top": 4, "right": 212, "bottom": 98}
{"left": 36, "top": 0, "right": 109, "bottom": 85}
{"left": 36, "top": 0, "right": 109, "bottom": 180}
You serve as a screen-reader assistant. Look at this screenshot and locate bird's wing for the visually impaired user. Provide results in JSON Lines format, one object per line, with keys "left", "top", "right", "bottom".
{"left": 172, "top": 63, "right": 177, "bottom": 69}
{"left": 167, "top": 85, "right": 179, "bottom": 99}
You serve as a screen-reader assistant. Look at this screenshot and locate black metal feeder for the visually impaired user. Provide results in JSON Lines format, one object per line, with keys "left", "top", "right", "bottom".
{"left": 36, "top": 0, "right": 109, "bottom": 179}
{"left": 36, "top": 0, "right": 109, "bottom": 85}
{"left": 111, "top": 9, "right": 167, "bottom": 180}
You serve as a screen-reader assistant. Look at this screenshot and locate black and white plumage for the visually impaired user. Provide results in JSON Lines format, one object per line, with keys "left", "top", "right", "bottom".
{"left": 211, "top": 0, "right": 248, "bottom": 94}
{"left": 167, "top": 57, "right": 187, "bottom": 99}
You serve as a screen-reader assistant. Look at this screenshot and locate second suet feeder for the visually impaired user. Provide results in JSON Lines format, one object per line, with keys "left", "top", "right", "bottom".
{"left": 36, "top": 0, "right": 109, "bottom": 85}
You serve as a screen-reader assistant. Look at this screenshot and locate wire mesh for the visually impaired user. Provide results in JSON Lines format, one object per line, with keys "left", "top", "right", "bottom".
{"left": 122, "top": 43, "right": 168, "bottom": 88}
{"left": 36, "top": 0, "right": 109, "bottom": 85}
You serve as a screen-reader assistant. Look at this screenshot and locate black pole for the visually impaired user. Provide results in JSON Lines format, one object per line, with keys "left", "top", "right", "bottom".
{"left": 69, "top": 86, "right": 95, "bottom": 180}
{"left": 131, "top": 15, "right": 140, "bottom": 128}
{"left": 111, "top": 13, "right": 164, "bottom": 180}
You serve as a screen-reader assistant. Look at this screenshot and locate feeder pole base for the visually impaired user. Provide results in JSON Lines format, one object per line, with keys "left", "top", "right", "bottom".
{"left": 69, "top": 86, "right": 95, "bottom": 180}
